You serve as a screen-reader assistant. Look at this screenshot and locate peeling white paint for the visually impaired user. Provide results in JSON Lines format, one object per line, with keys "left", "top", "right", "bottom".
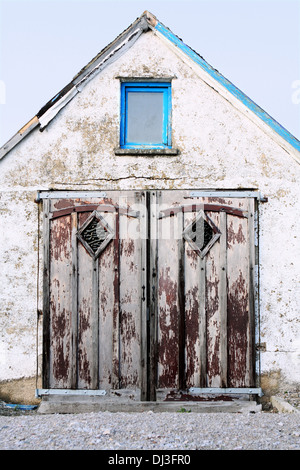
{"left": 39, "top": 87, "right": 78, "bottom": 130}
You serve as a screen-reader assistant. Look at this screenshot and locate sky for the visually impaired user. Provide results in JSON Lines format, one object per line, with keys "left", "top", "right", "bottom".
{"left": 0, "top": 0, "right": 299, "bottom": 146}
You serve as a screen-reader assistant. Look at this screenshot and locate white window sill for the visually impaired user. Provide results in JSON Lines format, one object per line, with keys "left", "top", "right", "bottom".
{"left": 114, "top": 148, "right": 180, "bottom": 156}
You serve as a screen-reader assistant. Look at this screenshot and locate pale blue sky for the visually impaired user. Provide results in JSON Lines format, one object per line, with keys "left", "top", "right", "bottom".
{"left": 0, "top": 0, "right": 299, "bottom": 146}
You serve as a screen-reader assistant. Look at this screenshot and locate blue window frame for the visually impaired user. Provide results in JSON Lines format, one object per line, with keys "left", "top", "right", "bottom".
{"left": 120, "top": 82, "right": 171, "bottom": 149}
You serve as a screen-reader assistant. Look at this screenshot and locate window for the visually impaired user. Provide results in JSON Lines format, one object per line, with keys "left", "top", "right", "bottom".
{"left": 120, "top": 82, "right": 171, "bottom": 149}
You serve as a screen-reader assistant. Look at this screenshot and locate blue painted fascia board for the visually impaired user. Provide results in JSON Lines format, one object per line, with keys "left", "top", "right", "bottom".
{"left": 155, "top": 21, "right": 300, "bottom": 154}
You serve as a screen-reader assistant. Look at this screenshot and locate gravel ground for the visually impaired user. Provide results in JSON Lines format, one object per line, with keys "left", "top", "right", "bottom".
{"left": 0, "top": 406, "right": 299, "bottom": 451}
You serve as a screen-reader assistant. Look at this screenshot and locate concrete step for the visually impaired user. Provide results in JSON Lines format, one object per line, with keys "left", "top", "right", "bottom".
{"left": 38, "top": 396, "right": 262, "bottom": 414}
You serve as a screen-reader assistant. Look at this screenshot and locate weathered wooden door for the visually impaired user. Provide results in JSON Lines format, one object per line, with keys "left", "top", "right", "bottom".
{"left": 42, "top": 190, "right": 257, "bottom": 401}
{"left": 42, "top": 191, "right": 148, "bottom": 399}
{"left": 149, "top": 190, "right": 257, "bottom": 400}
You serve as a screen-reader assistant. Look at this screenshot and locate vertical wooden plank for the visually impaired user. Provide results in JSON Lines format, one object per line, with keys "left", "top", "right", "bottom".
{"left": 157, "top": 193, "right": 180, "bottom": 390}
{"left": 98, "top": 213, "right": 115, "bottom": 390}
{"left": 254, "top": 199, "right": 260, "bottom": 387}
{"left": 184, "top": 207, "right": 201, "bottom": 389}
{"left": 219, "top": 210, "right": 228, "bottom": 388}
{"left": 119, "top": 194, "right": 142, "bottom": 390}
{"left": 49, "top": 215, "right": 72, "bottom": 388}
{"left": 111, "top": 208, "right": 120, "bottom": 390}
{"left": 71, "top": 212, "right": 78, "bottom": 389}
{"left": 42, "top": 199, "right": 50, "bottom": 388}
{"left": 149, "top": 191, "right": 158, "bottom": 401}
{"left": 91, "top": 257, "right": 99, "bottom": 389}
{"left": 198, "top": 254, "right": 206, "bottom": 387}
{"left": 248, "top": 198, "right": 255, "bottom": 386}
{"left": 77, "top": 212, "right": 93, "bottom": 389}
{"left": 205, "top": 211, "right": 221, "bottom": 387}
{"left": 140, "top": 191, "right": 148, "bottom": 401}
{"left": 227, "top": 205, "right": 249, "bottom": 387}
{"left": 177, "top": 210, "right": 185, "bottom": 390}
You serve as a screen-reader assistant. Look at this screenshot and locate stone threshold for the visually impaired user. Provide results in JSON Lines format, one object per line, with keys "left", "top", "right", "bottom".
{"left": 37, "top": 397, "right": 262, "bottom": 415}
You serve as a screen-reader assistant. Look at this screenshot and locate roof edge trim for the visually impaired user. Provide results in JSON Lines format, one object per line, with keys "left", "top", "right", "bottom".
{"left": 0, "top": 117, "right": 39, "bottom": 160}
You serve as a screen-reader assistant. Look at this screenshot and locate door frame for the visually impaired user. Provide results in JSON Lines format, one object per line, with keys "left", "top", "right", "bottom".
{"left": 37, "top": 189, "right": 263, "bottom": 399}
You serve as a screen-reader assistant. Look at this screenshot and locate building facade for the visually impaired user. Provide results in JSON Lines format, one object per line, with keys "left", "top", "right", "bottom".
{"left": 0, "top": 12, "right": 299, "bottom": 405}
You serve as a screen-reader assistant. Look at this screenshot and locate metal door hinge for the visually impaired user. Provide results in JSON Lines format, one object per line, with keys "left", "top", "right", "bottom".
{"left": 36, "top": 389, "right": 107, "bottom": 397}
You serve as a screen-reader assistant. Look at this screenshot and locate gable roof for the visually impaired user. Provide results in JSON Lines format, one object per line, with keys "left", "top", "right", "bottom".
{"left": 1, "top": 10, "right": 299, "bottom": 163}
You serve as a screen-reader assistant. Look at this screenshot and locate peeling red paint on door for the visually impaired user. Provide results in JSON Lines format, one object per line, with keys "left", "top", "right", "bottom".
{"left": 157, "top": 266, "right": 180, "bottom": 388}
{"left": 45, "top": 193, "right": 146, "bottom": 396}
{"left": 155, "top": 192, "right": 255, "bottom": 400}
{"left": 44, "top": 191, "right": 256, "bottom": 401}
{"left": 49, "top": 215, "right": 72, "bottom": 388}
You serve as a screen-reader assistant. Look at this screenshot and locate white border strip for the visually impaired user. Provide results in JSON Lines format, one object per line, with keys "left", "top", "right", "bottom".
{"left": 36, "top": 389, "right": 107, "bottom": 397}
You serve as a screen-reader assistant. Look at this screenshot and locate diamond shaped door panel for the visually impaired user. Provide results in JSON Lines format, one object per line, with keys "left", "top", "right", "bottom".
{"left": 76, "top": 211, "right": 114, "bottom": 259}
{"left": 183, "top": 210, "right": 221, "bottom": 258}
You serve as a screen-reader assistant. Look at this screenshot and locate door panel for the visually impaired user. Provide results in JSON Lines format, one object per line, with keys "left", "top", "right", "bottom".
{"left": 43, "top": 192, "right": 147, "bottom": 399}
{"left": 205, "top": 210, "right": 222, "bottom": 387}
{"left": 153, "top": 191, "right": 255, "bottom": 400}
{"left": 227, "top": 211, "right": 250, "bottom": 387}
{"left": 49, "top": 214, "right": 73, "bottom": 389}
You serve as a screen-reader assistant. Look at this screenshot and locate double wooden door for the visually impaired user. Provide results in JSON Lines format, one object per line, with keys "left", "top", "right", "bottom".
{"left": 42, "top": 190, "right": 257, "bottom": 401}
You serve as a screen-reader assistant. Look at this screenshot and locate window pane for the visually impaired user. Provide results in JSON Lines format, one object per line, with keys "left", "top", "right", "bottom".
{"left": 127, "top": 92, "right": 164, "bottom": 144}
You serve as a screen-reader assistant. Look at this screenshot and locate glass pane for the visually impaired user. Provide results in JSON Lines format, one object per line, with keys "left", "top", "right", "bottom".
{"left": 127, "top": 92, "right": 164, "bottom": 144}
{"left": 189, "top": 217, "right": 214, "bottom": 252}
{"left": 183, "top": 214, "right": 218, "bottom": 257}
{"left": 81, "top": 217, "right": 109, "bottom": 253}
